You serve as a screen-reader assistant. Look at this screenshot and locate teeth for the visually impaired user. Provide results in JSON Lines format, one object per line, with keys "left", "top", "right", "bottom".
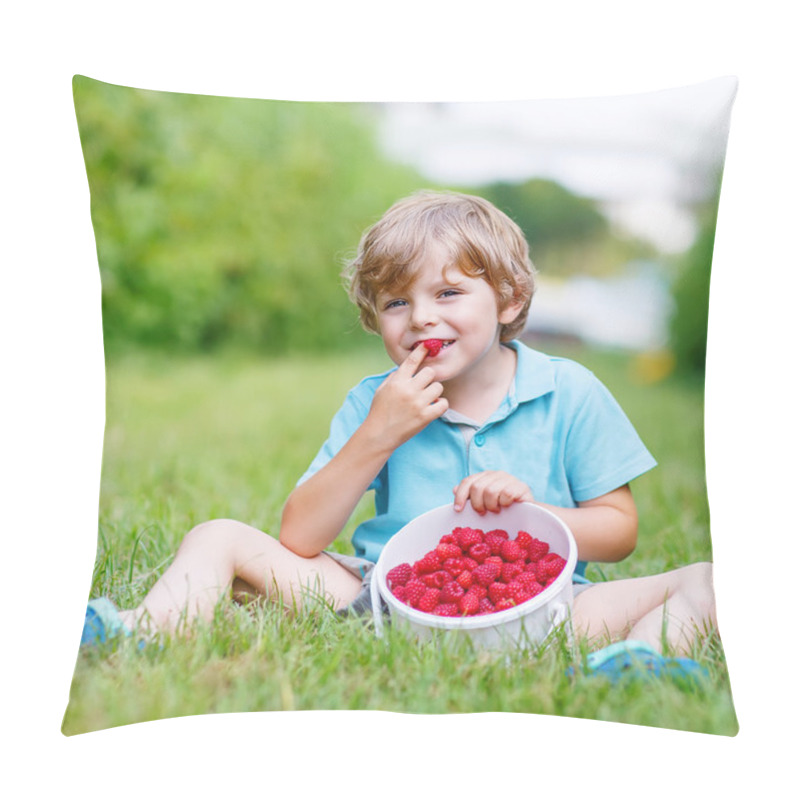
{"left": 411, "top": 339, "right": 453, "bottom": 351}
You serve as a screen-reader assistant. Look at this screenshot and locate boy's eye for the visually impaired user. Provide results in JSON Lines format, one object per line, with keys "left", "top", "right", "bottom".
{"left": 383, "top": 298, "right": 406, "bottom": 310}
{"left": 440, "top": 289, "right": 461, "bottom": 298}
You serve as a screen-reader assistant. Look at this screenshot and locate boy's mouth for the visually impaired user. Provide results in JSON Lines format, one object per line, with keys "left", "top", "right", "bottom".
{"left": 411, "top": 339, "right": 454, "bottom": 357}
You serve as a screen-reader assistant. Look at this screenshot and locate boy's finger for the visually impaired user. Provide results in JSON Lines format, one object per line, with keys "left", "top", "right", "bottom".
{"left": 425, "top": 395, "right": 449, "bottom": 420}
{"left": 469, "top": 490, "right": 487, "bottom": 515}
{"left": 453, "top": 477, "right": 477, "bottom": 513}
{"left": 420, "top": 380, "right": 444, "bottom": 403}
{"left": 483, "top": 492, "right": 502, "bottom": 513}
{"left": 400, "top": 342, "right": 429, "bottom": 374}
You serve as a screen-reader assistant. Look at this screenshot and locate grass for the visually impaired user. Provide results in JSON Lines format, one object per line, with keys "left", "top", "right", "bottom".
{"left": 61, "top": 340, "right": 738, "bottom": 736}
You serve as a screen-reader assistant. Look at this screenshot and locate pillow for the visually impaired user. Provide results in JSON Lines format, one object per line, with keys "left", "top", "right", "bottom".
{"left": 63, "top": 75, "right": 738, "bottom": 737}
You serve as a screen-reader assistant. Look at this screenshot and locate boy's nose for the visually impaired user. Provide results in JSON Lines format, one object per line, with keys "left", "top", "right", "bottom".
{"left": 409, "top": 301, "right": 439, "bottom": 329}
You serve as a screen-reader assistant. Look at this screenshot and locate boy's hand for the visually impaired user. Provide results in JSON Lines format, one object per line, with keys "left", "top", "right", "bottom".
{"left": 453, "top": 471, "right": 534, "bottom": 514}
{"left": 367, "top": 344, "right": 448, "bottom": 448}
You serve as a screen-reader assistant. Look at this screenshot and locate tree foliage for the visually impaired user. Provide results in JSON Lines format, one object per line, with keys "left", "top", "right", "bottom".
{"left": 668, "top": 205, "right": 719, "bottom": 375}
{"left": 483, "top": 179, "right": 609, "bottom": 251}
{"left": 73, "top": 76, "right": 424, "bottom": 354}
{"left": 479, "top": 178, "right": 657, "bottom": 279}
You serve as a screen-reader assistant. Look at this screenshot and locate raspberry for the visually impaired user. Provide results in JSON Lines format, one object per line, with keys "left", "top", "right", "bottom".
{"left": 392, "top": 585, "right": 408, "bottom": 602}
{"left": 542, "top": 554, "right": 566, "bottom": 578}
{"left": 458, "top": 592, "right": 480, "bottom": 616}
{"left": 495, "top": 597, "right": 516, "bottom": 611}
{"left": 484, "top": 532, "right": 507, "bottom": 555}
{"left": 533, "top": 561, "right": 551, "bottom": 584}
{"left": 508, "top": 581, "right": 534, "bottom": 605}
{"left": 488, "top": 582, "right": 510, "bottom": 604}
{"left": 436, "top": 542, "right": 462, "bottom": 560}
{"left": 421, "top": 338, "right": 444, "bottom": 357}
{"left": 454, "top": 526, "right": 484, "bottom": 550}
{"left": 517, "top": 572, "right": 543, "bottom": 593}
{"left": 422, "top": 570, "right": 448, "bottom": 589}
{"left": 468, "top": 542, "right": 491, "bottom": 563}
{"left": 439, "top": 533, "right": 456, "bottom": 545}
{"left": 386, "top": 562, "right": 412, "bottom": 588}
{"left": 528, "top": 582, "right": 544, "bottom": 598}
{"left": 527, "top": 538, "right": 550, "bottom": 561}
{"left": 500, "top": 561, "right": 524, "bottom": 583}
{"left": 456, "top": 569, "right": 474, "bottom": 590}
{"left": 440, "top": 581, "right": 465, "bottom": 603}
{"left": 404, "top": 579, "right": 427, "bottom": 608}
{"left": 433, "top": 603, "right": 459, "bottom": 617}
{"left": 415, "top": 551, "right": 442, "bottom": 575}
{"left": 478, "top": 598, "right": 496, "bottom": 615}
{"left": 499, "top": 540, "right": 525, "bottom": 562}
{"left": 461, "top": 556, "right": 478, "bottom": 572}
{"left": 515, "top": 531, "right": 533, "bottom": 550}
{"left": 483, "top": 528, "right": 508, "bottom": 556}
{"left": 465, "top": 584, "right": 487, "bottom": 601}
{"left": 418, "top": 588, "right": 441, "bottom": 612}
{"left": 473, "top": 561, "right": 501, "bottom": 586}
{"left": 442, "top": 556, "right": 465, "bottom": 576}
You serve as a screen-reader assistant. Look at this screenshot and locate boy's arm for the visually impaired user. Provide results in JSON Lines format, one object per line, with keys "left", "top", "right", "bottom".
{"left": 280, "top": 345, "right": 448, "bottom": 558}
{"left": 453, "top": 472, "right": 637, "bottom": 563}
{"left": 279, "top": 423, "right": 394, "bottom": 558}
{"left": 536, "top": 485, "right": 638, "bottom": 563}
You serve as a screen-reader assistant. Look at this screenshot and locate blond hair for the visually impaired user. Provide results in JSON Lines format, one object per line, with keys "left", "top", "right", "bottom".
{"left": 343, "top": 190, "right": 536, "bottom": 342}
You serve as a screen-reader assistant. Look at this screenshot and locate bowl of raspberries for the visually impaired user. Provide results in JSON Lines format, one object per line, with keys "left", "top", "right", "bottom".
{"left": 371, "top": 502, "right": 577, "bottom": 650}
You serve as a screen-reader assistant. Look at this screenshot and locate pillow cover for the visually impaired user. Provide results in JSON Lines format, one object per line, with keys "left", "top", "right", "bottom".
{"left": 63, "top": 75, "right": 738, "bottom": 737}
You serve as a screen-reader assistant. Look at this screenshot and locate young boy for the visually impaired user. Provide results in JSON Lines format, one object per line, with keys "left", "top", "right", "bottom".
{"left": 84, "top": 191, "right": 719, "bottom": 672}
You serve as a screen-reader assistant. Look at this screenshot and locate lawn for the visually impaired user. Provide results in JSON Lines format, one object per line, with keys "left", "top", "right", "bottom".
{"left": 61, "top": 340, "right": 738, "bottom": 736}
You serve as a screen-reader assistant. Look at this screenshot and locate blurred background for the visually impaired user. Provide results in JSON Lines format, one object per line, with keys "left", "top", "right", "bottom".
{"left": 73, "top": 75, "right": 735, "bottom": 377}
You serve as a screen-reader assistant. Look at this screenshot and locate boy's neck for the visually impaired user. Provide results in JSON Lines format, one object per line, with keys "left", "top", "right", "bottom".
{"left": 442, "top": 342, "right": 517, "bottom": 425}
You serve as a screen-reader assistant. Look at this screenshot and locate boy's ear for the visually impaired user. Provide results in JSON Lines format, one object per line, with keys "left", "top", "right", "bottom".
{"left": 498, "top": 296, "right": 525, "bottom": 325}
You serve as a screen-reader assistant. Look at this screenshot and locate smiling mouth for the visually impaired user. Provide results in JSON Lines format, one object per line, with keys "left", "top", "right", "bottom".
{"left": 411, "top": 339, "right": 454, "bottom": 357}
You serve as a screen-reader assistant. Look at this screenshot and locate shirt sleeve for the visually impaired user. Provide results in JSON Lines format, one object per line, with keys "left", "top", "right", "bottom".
{"left": 296, "top": 384, "right": 383, "bottom": 493}
{"left": 563, "top": 372, "right": 657, "bottom": 502}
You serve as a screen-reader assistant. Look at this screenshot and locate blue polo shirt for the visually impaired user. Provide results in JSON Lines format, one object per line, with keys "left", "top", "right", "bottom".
{"left": 299, "top": 340, "right": 656, "bottom": 576}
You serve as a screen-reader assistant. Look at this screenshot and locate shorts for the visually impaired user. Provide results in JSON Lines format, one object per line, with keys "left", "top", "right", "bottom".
{"left": 323, "top": 551, "right": 383, "bottom": 617}
{"left": 324, "top": 550, "right": 594, "bottom": 617}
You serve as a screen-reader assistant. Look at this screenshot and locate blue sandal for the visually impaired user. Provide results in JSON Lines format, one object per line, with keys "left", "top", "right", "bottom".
{"left": 81, "top": 598, "right": 132, "bottom": 647}
{"left": 570, "top": 640, "right": 709, "bottom": 686}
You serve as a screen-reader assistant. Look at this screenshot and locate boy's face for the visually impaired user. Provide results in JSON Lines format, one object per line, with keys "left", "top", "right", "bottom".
{"left": 375, "top": 243, "right": 522, "bottom": 383}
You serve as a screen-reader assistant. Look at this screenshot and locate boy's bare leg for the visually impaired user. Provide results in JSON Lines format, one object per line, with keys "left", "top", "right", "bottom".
{"left": 118, "top": 519, "right": 362, "bottom": 635}
{"left": 571, "top": 562, "right": 718, "bottom": 656}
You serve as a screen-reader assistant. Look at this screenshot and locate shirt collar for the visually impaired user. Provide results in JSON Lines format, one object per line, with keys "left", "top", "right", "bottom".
{"left": 439, "top": 341, "right": 557, "bottom": 430}
{"left": 506, "top": 340, "right": 556, "bottom": 404}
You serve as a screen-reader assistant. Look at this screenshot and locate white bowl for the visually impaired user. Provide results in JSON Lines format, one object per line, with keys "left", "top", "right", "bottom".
{"left": 371, "top": 502, "right": 577, "bottom": 650}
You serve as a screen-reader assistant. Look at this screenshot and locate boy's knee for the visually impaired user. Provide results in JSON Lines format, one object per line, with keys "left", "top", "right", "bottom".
{"left": 680, "top": 561, "right": 713, "bottom": 586}
{"left": 181, "top": 518, "right": 247, "bottom": 549}
{"left": 674, "top": 562, "right": 716, "bottom": 612}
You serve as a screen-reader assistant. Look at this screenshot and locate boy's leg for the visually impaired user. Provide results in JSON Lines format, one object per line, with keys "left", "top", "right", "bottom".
{"left": 571, "top": 562, "right": 718, "bottom": 656}
{"left": 119, "top": 518, "right": 362, "bottom": 635}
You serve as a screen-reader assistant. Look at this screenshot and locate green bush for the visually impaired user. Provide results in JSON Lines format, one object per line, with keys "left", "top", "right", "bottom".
{"left": 73, "top": 76, "right": 425, "bottom": 354}
{"left": 669, "top": 205, "right": 720, "bottom": 375}
{"left": 484, "top": 178, "right": 609, "bottom": 249}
